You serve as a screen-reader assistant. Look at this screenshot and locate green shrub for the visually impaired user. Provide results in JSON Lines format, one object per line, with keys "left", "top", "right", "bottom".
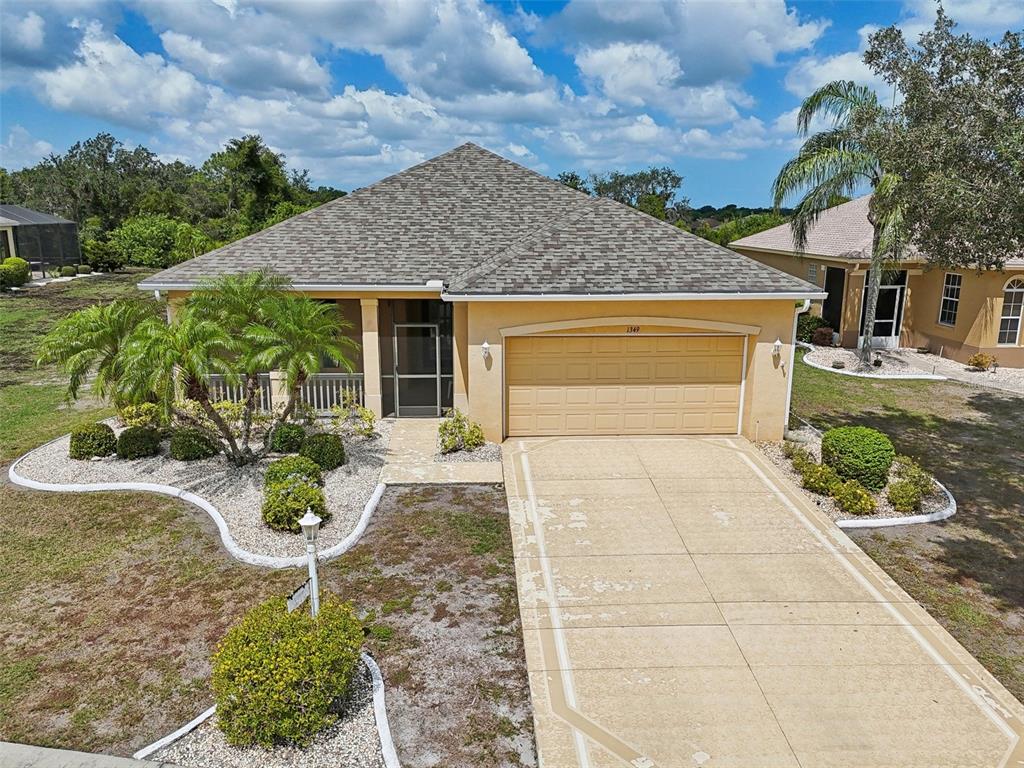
{"left": 821, "top": 426, "right": 895, "bottom": 491}
{"left": 69, "top": 422, "right": 116, "bottom": 459}
{"left": 800, "top": 463, "right": 842, "bottom": 495}
{"left": 1, "top": 256, "right": 30, "bottom": 286}
{"left": 118, "top": 402, "right": 164, "bottom": 429}
{"left": 116, "top": 426, "right": 162, "bottom": 459}
{"left": 797, "top": 314, "right": 830, "bottom": 343}
{"left": 77, "top": 264, "right": 93, "bottom": 274}
{"left": 438, "top": 408, "right": 486, "bottom": 453}
{"left": 833, "top": 479, "right": 877, "bottom": 516}
{"left": 330, "top": 403, "right": 377, "bottom": 437}
{"left": 60, "top": 265, "right": 77, "bottom": 277}
{"left": 81, "top": 238, "right": 125, "bottom": 272}
{"left": 300, "top": 432, "right": 346, "bottom": 470}
{"left": 783, "top": 442, "right": 814, "bottom": 472}
{"left": 893, "top": 455, "right": 935, "bottom": 496}
{"left": 264, "top": 456, "right": 323, "bottom": 487}
{"left": 211, "top": 596, "right": 363, "bottom": 747}
{"left": 0, "top": 263, "right": 21, "bottom": 288}
{"left": 887, "top": 480, "right": 922, "bottom": 513}
{"left": 269, "top": 423, "right": 306, "bottom": 453}
{"left": 169, "top": 427, "right": 219, "bottom": 460}
{"left": 262, "top": 478, "right": 329, "bottom": 532}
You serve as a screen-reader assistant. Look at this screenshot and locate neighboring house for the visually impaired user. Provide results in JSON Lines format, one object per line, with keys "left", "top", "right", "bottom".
{"left": 731, "top": 196, "right": 1024, "bottom": 368}
{"left": 0, "top": 204, "right": 82, "bottom": 278}
{"left": 139, "top": 143, "right": 823, "bottom": 442}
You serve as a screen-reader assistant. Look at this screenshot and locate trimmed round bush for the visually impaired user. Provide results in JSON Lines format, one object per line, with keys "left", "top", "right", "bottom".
{"left": 1, "top": 256, "right": 30, "bottom": 286}
{"left": 300, "top": 432, "right": 346, "bottom": 470}
{"left": 797, "top": 314, "right": 830, "bottom": 343}
{"left": 269, "top": 423, "right": 306, "bottom": 453}
{"left": 833, "top": 479, "right": 877, "bottom": 516}
{"left": 887, "top": 480, "right": 922, "bottom": 513}
{"left": 821, "top": 426, "right": 895, "bottom": 491}
{"left": 800, "top": 463, "right": 841, "bottom": 495}
{"left": 262, "top": 478, "right": 329, "bottom": 532}
{"left": 77, "top": 264, "right": 93, "bottom": 274}
{"left": 811, "top": 326, "right": 835, "bottom": 346}
{"left": 60, "top": 265, "right": 77, "bottom": 277}
{"left": 264, "top": 455, "right": 323, "bottom": 487}
{"left": 116, "top": 426, "right": 162, "bottom": 459}
{"left": 169, "top": 427, "right": 219, "bottom": 461}
{"left": 211, "top": 596, "right": 363, "bottom": 747}
{"left": 69, "top": 422, "right": 116, "bottom": 459}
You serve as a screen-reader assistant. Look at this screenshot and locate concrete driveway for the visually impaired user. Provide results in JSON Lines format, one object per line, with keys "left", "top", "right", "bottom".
{"left": 503, "top": 436, "right": 1024, "bottom": 768}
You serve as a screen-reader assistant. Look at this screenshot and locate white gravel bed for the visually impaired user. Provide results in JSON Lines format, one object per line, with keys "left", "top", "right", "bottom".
{"left": 151, "top": 663, "right": 385, "bottom": 768}
{"left": 15, "top": 420, "right": 392, "bottom": 560}
{"left": 804, "top": 345, "right": 923, "bottom": 376}
{"left": 434, "top": 441, "right": 502, "bottom": 463}
{"left": 758, "top": 427, "right": 946, "bottom": 523}
{"left": 894, "top": 349, "right": 1024, "bottom": 394}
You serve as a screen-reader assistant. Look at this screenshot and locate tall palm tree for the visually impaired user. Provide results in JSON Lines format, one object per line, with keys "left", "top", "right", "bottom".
{"left": 248, "top": 295, "right": 358, "bottom": 454}
{"left": 772, "top": 80, "right": 905, "bottom": 362}
{"left": 37, "top": 298, "right": 157, "bottom": 402}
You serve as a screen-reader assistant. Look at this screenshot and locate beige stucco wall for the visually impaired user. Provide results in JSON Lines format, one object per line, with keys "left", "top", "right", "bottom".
{"left": 904, "top": 268, "right": 1024, "bottom": 367}
{"left": 463, "top": 299, "right": 800, "bottom": 443}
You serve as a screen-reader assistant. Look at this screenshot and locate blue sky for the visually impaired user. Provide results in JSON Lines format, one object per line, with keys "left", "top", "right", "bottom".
{"left": 1, "top": 0, "right": 1020, "bottom": 206}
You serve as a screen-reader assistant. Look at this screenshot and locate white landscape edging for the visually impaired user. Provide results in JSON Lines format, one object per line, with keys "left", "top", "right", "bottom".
{"left": 7, "top": 434, "right": 386, "bottom": 570}
{"left": 836, "top": 477, "right": 957, "bottom": 529}
{"left": 131, "top": 655, "right": 400, "bottom": 766}
{"left": 800, "top": 344, "right": 946, "bottom": 381}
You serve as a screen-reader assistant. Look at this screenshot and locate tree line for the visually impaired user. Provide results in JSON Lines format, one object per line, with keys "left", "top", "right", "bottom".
{"left": 555, "top": 167, "right": 797, "bottom": 245}
{"left": 0, "top": 134, "right": 345, "bottom": 271}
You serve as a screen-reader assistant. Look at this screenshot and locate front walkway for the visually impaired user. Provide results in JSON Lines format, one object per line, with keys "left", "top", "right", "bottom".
{"left": 503, "top": 436, "right": 1024, "bottom": 767}
{"left": 380, "top": 418, "right": 503, "bottom": 484}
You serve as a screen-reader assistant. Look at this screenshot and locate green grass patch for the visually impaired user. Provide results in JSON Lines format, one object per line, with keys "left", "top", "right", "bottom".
{"left": 0, "top": 383, "right": 114, "bottom": 462}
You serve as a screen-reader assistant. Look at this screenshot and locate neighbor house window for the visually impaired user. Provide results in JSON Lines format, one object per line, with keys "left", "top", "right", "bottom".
{"left": 938, "top": 273, "right": 961, "bottom": 326}
{"left": 998, "top": 278, "right": 1024, "bottom": 345}
{"left": 807, "top": 264, "right": 818, "bottom": 282}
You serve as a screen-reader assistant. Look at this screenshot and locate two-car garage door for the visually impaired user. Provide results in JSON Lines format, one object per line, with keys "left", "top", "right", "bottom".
{"left": 506, "top": 335, "right": 744, "bottom": 436}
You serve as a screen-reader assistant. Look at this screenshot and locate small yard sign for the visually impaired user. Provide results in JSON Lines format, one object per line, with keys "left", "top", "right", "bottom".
{"left": 286, "top": 579, "right": 312, "bottom": 613}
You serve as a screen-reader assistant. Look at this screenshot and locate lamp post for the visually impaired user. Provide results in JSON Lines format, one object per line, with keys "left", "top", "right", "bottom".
{"left": 299, "top": 510, "right": 321, "bottom": 618}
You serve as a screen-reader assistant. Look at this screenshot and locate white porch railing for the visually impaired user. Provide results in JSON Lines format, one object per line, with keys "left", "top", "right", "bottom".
{"left": 207, "top": 373, "right": 274, "bottom": 411}
{"left": 299, "top": 373, "right": 365, "bottom": 413}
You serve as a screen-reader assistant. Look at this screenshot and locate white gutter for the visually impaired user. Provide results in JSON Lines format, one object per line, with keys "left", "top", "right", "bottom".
{"left": 441, "top": 291, "right": 827, "bottom": 302}
{"left": 784, "top": 299, "right": 812, "bottom": 438}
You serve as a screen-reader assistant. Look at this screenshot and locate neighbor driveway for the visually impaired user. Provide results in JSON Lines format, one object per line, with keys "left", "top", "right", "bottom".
{"left": 503, "top": 436, "right": 1024, "bottom": 768}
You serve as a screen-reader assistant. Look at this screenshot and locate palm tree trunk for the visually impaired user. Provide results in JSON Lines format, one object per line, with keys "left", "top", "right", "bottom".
{"left": 191, "top": 381, "right": 248, "bottom": 465}
{"left": 860, "top": 221, "right": 884, "bottom": 364}
{"left": 240, "top": 372, "right": 260, "bottom": 451}
{"left": 259, "top": 377, "right": 302, "bottom": 458}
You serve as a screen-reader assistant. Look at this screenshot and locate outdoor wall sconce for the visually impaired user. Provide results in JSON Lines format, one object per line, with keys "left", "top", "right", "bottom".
{"left": 772, "top": 338, "right": 783, "bottom": 357}
{"left": 481, "top": 340, "right": 491, "bottom": 359}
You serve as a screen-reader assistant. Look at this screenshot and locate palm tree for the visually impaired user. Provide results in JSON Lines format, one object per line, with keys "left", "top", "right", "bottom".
{"left": 248, "top": 295, "right": 358, "bottom": 454}
{"left": 36, "top": 298, "right": 157, "bottom": 402}
{"left": 187, "top": 269, "right": 289, "bottom": 445}
{"left": 772, "top": 80, "right": 905, "bottom": 362}
{"left": 120, "top": 309, "right": 248, "bottom": 462}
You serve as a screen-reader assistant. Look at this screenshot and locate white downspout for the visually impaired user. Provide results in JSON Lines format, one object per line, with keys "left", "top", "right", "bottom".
{"left": 784, "top": 299, "right": 811, "bottom": 438}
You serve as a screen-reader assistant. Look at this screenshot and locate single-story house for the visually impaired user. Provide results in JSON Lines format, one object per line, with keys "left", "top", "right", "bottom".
{"left": 731, "top": 196, "right": 1024, "bottom": 368}
{"left": 139, "top": 143, "right": 824, "bottom": 442}
{"left": 0, "top": 204, "right": 82, "bottom": 278}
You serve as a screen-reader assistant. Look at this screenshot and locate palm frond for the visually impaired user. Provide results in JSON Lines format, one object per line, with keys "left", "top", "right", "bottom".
{"left": 797, "top": 81, "right": 879, "bottom": 136}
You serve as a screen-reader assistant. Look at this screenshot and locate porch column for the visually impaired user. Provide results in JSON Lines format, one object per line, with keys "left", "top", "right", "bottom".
{"left": 269, "top": 371, "right": 289, "bottom": 407}
{"left": 452, "top": 302, "right": 469, "bottom": 412}
{"left": 360, "top": 298, "right": 383, "bottom": 417}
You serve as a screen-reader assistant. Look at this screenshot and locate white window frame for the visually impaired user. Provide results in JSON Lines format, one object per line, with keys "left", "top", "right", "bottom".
{"left": 997, "top": 277, "right": 1024, "bottom": 346}
{"left": 937, "top": 272, "right": 961, "bottom": 327}
{"left": 807, "top": 263, "right": 818, "bottom": 282}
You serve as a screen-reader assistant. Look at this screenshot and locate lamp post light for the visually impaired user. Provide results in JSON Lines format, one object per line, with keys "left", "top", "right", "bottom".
{"left": 299, "top": 510, "right": 322, "bottom": 618}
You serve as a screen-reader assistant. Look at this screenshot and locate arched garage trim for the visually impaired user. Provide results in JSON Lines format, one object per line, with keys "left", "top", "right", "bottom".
{"left": 498, "top": 315, "right": 761, "bottom": 337}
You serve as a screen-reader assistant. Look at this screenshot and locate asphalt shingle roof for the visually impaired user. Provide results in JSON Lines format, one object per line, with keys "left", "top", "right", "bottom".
{"left": 141, "top": 143, "right": 821, "bottom": 297}
{"left": 0, "top": 204, "right": 75, "bottom": 226}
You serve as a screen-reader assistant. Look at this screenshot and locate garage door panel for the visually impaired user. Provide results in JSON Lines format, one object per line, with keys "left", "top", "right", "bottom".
{"left": 507, "top": 335, "right": 743, "bottom": 436}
